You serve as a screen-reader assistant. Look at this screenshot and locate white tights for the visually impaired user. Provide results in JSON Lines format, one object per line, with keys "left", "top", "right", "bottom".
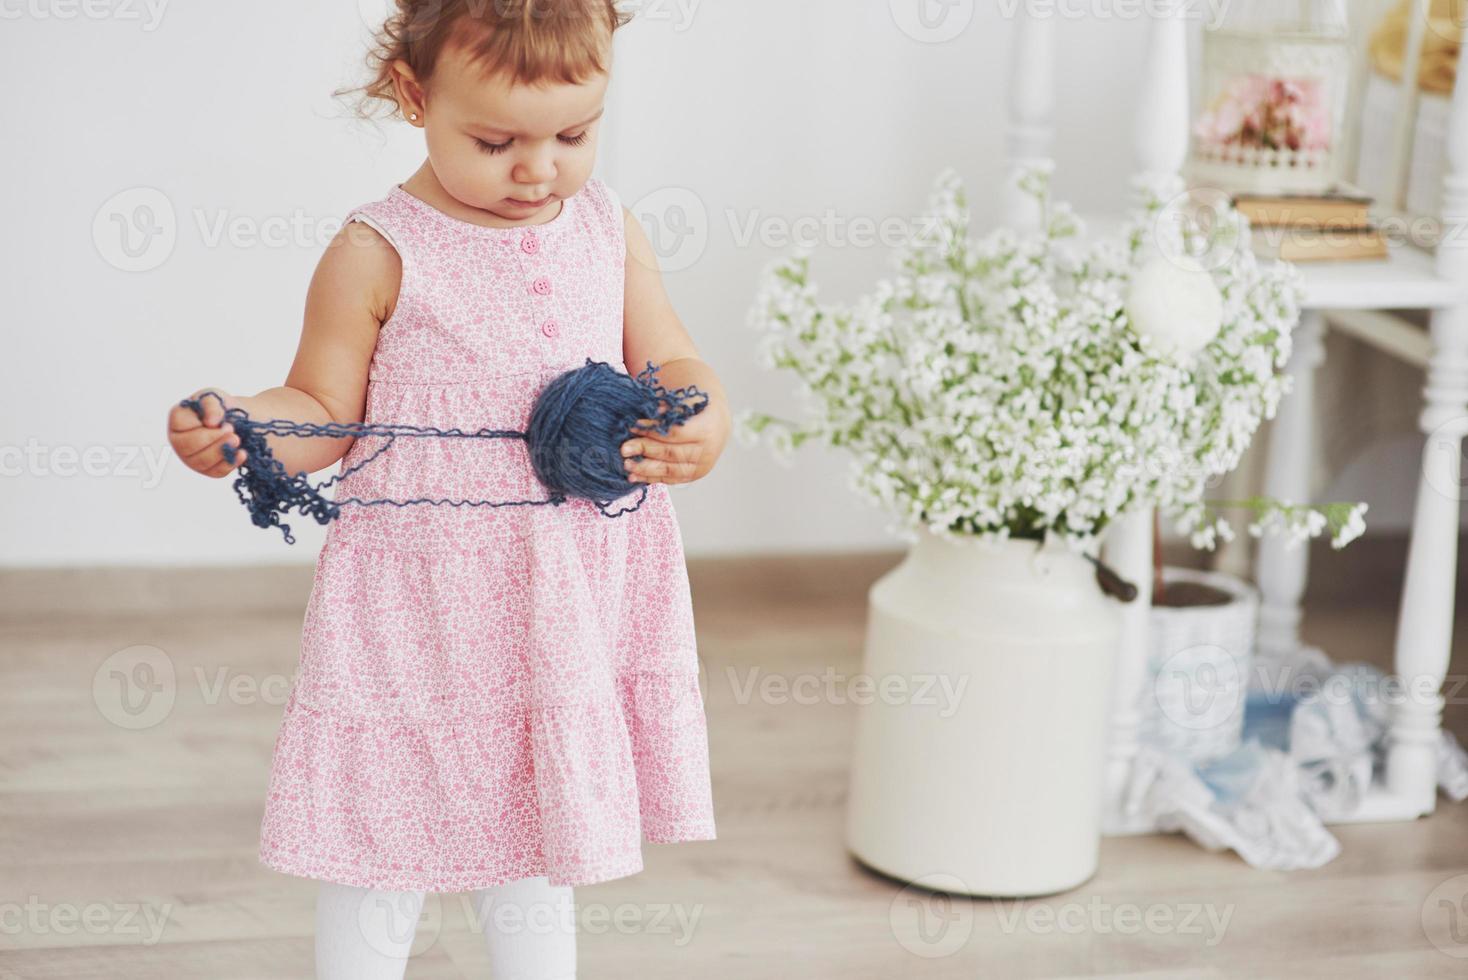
{"left": 314, "top": 876, "right": 577, "bottom": 980}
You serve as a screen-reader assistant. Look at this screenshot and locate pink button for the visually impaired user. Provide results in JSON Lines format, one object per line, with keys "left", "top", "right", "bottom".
{"left": 541, "top": 318, "right": 559, "bottom": 338}
{"left": 521, "top": 232, "right": 540, "bottom": 255}
{"left": 531, "top": 277, "right": 552, "bottom": 296}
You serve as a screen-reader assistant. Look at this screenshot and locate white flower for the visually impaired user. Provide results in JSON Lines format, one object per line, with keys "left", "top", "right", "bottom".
{"left": 1331, "top": 503, "right": 1368, "bottom": 550}
{"left": 1125, "top": 255, "right": 1225, "bottom": 359}
{"left": 742, "top": 165, "right": 1309, "bottom": 549}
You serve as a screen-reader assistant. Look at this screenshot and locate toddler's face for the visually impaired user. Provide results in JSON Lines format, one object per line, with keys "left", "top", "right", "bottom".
{"left": 417, "top": 42, "right": 609, "bottom": 224}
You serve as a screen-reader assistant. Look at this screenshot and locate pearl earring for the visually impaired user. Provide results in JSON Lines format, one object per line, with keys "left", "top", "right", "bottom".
{"left": 409, "top": 112, "right": 419, "bottom": 121}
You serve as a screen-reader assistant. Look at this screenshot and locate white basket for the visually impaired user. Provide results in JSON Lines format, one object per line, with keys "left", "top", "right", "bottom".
{"left": 1140, "top": 567, "right": 1260, "bottom": 764}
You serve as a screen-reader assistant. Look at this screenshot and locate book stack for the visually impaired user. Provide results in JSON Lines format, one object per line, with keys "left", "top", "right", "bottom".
{"left": 1233, "top": 183, "right": 1389, "bottom": 262}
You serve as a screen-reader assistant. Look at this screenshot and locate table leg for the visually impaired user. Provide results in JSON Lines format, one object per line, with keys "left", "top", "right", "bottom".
{"left": 1387, "top": 307, "right": 1468, "bottom": 816}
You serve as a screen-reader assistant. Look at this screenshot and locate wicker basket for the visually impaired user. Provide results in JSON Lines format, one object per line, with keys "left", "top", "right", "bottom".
{"left": 1141, "top": 567, "right": 1260, "bottom": 763}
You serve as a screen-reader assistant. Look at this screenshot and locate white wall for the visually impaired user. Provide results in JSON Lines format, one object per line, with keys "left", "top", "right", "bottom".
{"left": 0, "top": 1, "right": 1426, "bottom": 567}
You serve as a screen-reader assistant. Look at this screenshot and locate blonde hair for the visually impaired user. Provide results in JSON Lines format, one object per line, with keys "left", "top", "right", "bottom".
{"left": 340, "top": 0, "right": 632, "bottom": 119}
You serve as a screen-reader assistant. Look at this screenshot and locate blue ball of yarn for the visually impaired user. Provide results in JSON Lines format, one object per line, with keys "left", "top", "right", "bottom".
{"left": 526, "top": 358, "right": 708, "bottom": 512}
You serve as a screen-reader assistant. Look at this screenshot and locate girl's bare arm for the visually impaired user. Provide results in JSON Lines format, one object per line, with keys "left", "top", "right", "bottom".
{"left": 167, "top": 220, "right": 400, "bottom": 478}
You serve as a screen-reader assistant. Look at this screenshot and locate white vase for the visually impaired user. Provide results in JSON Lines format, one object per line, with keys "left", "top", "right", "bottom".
{"left": 844, "top": 527, "right": 1122, "bottom": 897}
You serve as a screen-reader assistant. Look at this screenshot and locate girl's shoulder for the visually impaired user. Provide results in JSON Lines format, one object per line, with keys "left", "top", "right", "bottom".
{"left": 341, "top": 185, "right": 423, "bottom": 253}
{"left": 576, "top": 175, "right": 628, "bottom": 253}
{"left": 579, "top": 174, "right": 623, "bottom": 220}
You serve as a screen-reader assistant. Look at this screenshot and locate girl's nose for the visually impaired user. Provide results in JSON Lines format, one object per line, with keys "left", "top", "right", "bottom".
{"left": 513, "top": 146, "right": 557, "bottom": 186}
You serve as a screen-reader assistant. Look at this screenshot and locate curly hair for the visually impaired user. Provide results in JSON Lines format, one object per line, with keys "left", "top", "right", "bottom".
{"left": 339, "top": 0, "right": 633, "bottom": 119}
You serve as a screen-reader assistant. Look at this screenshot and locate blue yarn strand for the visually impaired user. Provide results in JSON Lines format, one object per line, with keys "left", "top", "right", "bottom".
{"left": 179, "top": 358, "right": 708, "bottom": 544}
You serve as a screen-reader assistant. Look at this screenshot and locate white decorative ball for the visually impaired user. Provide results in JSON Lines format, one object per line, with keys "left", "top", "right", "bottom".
{"left": 1125, "top": 255, "right": 1224, "bottom": 359}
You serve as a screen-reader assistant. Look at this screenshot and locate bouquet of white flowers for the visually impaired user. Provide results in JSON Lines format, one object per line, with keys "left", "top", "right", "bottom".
{"left": 738, "top": 164, "right": 1366, "bottom": 553}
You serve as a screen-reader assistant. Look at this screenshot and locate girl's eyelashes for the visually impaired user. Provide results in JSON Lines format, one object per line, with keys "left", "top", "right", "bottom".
{"left": 472, "top": 132, "right": 591, "bottom": 155}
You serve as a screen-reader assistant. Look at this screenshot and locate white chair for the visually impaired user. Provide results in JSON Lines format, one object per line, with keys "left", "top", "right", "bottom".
{"left": 1001, "top": 0, "right": 1468, "bottom": 829}
{"left": 1254, "top": 0, "right": 1468, "bottom": 822}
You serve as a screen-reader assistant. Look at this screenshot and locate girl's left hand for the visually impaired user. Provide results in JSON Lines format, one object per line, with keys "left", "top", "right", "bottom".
{"left": 620, "top": 401, "right": 729, "bottom": 486}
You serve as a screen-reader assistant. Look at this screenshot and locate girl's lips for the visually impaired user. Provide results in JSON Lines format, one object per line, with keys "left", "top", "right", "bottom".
{"left": 507, "top": 195, "right": 552, "bottom": 208}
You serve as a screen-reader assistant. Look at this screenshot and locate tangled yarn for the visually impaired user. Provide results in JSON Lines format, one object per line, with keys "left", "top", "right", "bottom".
{"left": 179, "top": 358, "right": 708, "bottom": 544}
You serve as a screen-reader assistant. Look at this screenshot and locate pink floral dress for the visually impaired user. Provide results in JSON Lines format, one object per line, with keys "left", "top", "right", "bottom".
{"left": 257, "top": 177, "right": 717, "bottom": 892}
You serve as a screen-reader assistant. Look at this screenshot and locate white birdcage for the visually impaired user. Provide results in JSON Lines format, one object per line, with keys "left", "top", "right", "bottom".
{"left": 1188, "top": 0, "right": 1354, "bottom": 195}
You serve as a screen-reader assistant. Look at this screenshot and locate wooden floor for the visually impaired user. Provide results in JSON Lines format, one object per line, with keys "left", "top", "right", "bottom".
{"left": 3, "top": 552, "right": 1468, "bottom": 979}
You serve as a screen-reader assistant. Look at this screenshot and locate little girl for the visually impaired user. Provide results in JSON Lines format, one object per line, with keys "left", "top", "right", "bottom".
{"left": 165, "top": 3, "right": 726, "bottom": 977}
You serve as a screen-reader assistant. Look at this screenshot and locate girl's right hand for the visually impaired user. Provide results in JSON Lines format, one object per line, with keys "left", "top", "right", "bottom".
{"left": 168, "top": 388, "right": 248, "bottom": 478}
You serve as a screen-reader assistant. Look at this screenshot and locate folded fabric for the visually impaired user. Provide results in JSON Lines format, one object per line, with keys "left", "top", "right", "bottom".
{"left": 1121, "top": 740, "right": 1341, "bottom": 870}
{"left": 1115, "top": 651, "right": 1468, "bottom": 870}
